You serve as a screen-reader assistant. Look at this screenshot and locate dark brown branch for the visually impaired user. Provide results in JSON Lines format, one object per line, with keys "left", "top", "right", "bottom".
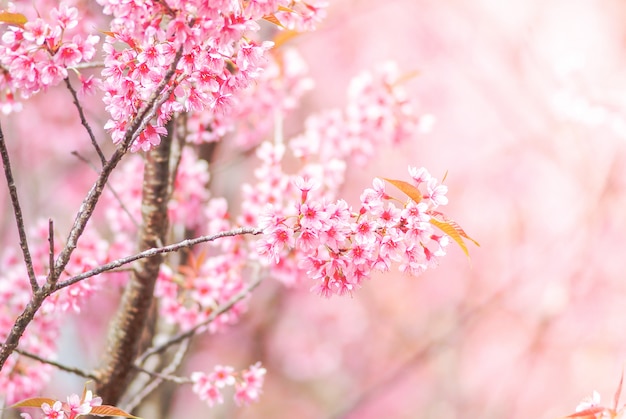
{"left": 55, "top": 227, "right": 262, "bottom": 290}
{"left": 14, "top": 348, "right": 99, "bottom": 381}
{"left": 64, "top": 77, "right": 106, "bottom": 166}
{"left": 136, "top": 271, "right": 264, "bottom": 366}
{"left": 0, "top": 121, "right": 38, "bottom": 292}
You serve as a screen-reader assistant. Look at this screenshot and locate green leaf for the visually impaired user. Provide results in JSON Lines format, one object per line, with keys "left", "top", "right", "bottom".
{"left": 383, "top": 178, "right": 422, "bottom": 203}
{"left": 0, "top": 11, "right": 27, "bottom": 27}
{"left": 91, "top": 405, "right": 142, "bottom": 418}
{"left": 10, "top": 397, "right": 57, "bottom": 409}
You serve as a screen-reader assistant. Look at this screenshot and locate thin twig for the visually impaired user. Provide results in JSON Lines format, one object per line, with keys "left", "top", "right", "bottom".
{"left": 64, "top": 77, "right": 106, "bottom": 166}
{"left": 136, "top": 271, "right": 264, "bottom": 366}
{"left": 69, "top": 61, "right": 105, "bottom": 70}
{"left": 0, "top": 121, "right": 39, "bottom": 292}
{"left": 56, "top": 227, "right": 263, "bottom": 290}
{"left": 47, "top": 219, "right": 55, "bottom": 284}
{"left": 14, "top": 348, "right": 99, "bottom": 381}
{"left": 122, "top": 339, "right": 191, "bottom": 412}
{"left": 71, "top": 150, "right": 140, "bottom": 229}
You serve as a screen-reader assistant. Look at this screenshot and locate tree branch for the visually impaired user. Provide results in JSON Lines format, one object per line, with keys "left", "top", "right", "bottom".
{"left": 14, "top": 348, "right": 99, "bottom": 381}
{"left": 55, "top": 227, "right": 263, "bottom": 290}
{"left": 64, "top": 77, "right": 106, "bottom": 166}
{"left": 0, "top": 121, "right": 38, "bottom": 292}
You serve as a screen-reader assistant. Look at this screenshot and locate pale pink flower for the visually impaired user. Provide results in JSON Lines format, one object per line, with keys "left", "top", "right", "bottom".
{"left": 41, "top": 400, "right": 63, "bottom": 419}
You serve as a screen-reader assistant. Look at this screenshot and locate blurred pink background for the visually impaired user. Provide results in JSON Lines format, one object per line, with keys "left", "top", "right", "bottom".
{"left": 207, "top": 1, "right": 626, "bottom": 418}
{"left": 4, "top": 0, "right": 626, "bottom": 418}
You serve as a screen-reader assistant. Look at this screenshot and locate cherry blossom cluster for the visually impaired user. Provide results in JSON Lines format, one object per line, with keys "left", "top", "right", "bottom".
{"left": 97, "top": 0, "right": 325, "bottom": 152}
{"left": 191, "top": 362, "right": 267, "bottom": 407}
{"left": 237, "top": 64, "right": 437, "bottom": 288}
{"left": 257, "top": 167, "right": 450, "bottom": 296}
{"left": 19, "top": 390, "right": 102, "bottom": 419}
{"left": 0, "top": 2, "right": 99, "bottom": 112}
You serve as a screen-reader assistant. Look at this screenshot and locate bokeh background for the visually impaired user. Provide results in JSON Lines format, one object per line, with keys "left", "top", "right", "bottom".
{"left": 3, "top": 0, "right": 626, "bottom": 418}
{"left": 215, "top": 1, "right": 626, "bottom": 418}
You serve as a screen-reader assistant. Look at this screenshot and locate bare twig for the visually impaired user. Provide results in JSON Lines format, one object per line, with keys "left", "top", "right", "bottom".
{"left": 69, "top": 61, "right": 105, "bottom": 70}
{"left": 14, "top": 348, "right": 99, "bottom": 381}
{"left": 56, "top": 227, "right": 263, "bottom": 290}
{"left": 71, "top": 150, "right": 140, "bottom": 229}
{"left": 47, "top": 219, "right": 55, "bottom": 284}
{"left": 122, "top": 339, "right": 191, "bottom": 412}
{"left": 136, "top": 271, "right": 264, "bottom": 366}
{"left": 64, "top": 77, "right": 106, "bottom": 166}
{"left": 0, "top": 121, "right": 39, "bottom": 292}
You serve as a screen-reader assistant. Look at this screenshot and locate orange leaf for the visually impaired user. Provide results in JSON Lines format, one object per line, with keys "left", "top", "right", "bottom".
{"left": 98, "top": 30, "right": 115, "bottom": 38}
{"left": 263, "top": 14, "right": 284, "bottom": 28}
{"left": 429, "top": 211, "right": 480, "bottom": 247}
{"left": 91, "top": 405, "right": 142, "bottom": 418}
{"left": 11, "top": 397, "right": 57, "bottom": 409}
{"left": 430, "top": 218, "right": 471, "bottom": 258}
{"left": 277, "top": 5, "right": 296, "bottom": 13}
{"left": 0, "top": 11, "right": 27, "bottom": 27}
{"left": 383, "top": 178, "right": 422, "bottom": 203}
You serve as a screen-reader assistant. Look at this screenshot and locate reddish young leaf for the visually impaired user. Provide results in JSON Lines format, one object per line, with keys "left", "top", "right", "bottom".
{"left": 383, "top": 178, "right": 422, "bottom": 203}
{"left": 0, "top": 11, "right": 27, "bottom": 27}
{"left": 90, "top": 405, "right": 142, "bottom": 418}
{"left": 10, "top": 397, "right": 57, "bottom": 408}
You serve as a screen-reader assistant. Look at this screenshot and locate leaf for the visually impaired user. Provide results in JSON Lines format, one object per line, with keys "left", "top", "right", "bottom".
{"left": 430, "top": 218, "right": 471, "bottom": 258}
{"left": 263, "top": 14, "right": 284, "bottom": 28}
{"left": 429, "top": 211, "right": 480, "bottom": 247}
{"left": 90, "top": 405, "right": 142, "bottom": 418}
{"left": 383, "top": 178, "right": 422, "bottom": 203}
{"left": 10, "top": 397, "right": 57, "bottom": 409}
{"left": 98, "top": 30, "right": 115, "bottom": 38}
{"left": 0, "top": 11, "right": 27, "bottom": 27}
{"left": 277, "top": 5, "right": 296, "bottom": 13}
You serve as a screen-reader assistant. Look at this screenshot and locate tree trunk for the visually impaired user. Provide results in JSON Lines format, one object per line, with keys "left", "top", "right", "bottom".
{"left": 95, "top": 128, "right": 172, "bottom": 405}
